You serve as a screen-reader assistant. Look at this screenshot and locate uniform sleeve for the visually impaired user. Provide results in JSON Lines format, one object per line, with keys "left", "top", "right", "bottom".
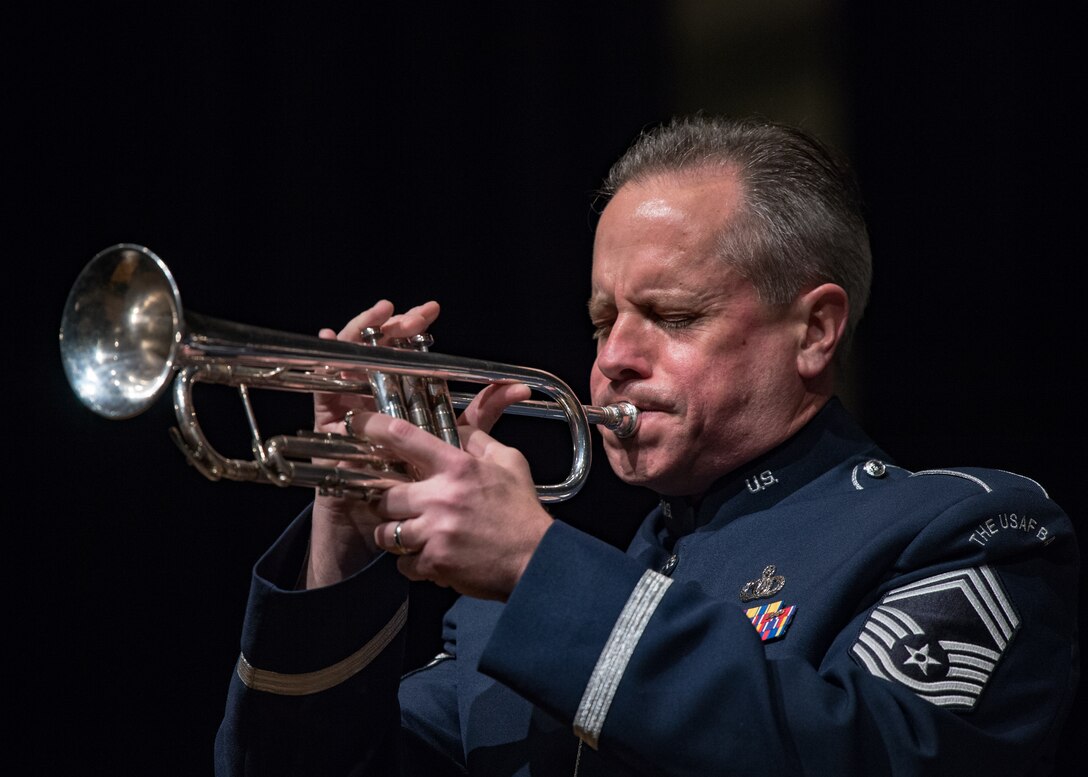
{"left": 479, "top": 482, "right": 1079, "bottom": 777}
{"left": 214, "top": 506, "right": 412, "bottom": 777}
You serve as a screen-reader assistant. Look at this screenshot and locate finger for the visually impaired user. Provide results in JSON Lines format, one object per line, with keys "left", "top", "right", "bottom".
{"left": 374, "top": 517, "right": 421, "bottom": 556}
{"left": 354, "top": 411, "right": 462, "bottom": 478}
{"left": 459, "top": 383, "right": 532, "bottom": 434}
{"left": 373, "top": 482, "right": 419, "bottom": 521}
{"left": 381, "top": 301, "right": 441, "bottom": 340}
{"left": 314, "top": 324, "right": 375, "bottom": 419}
{"left": 336, "top": 300, "right": 397, "bottom": 341}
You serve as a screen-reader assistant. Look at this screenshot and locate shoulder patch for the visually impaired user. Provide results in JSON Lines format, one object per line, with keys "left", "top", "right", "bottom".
{"left": 850, "top": 566, "right": 1020, "bottom": 710}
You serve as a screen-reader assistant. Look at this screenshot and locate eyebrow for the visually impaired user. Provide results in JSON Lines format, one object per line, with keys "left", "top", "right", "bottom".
{"left": 589, "top": 284, "right": 717, "bottom": 314}
{"left": 586, "top": 294, "right": 614, "bottom": 319}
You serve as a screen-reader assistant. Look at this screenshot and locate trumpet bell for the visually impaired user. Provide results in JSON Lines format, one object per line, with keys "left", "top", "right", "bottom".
{"left": 60, "top": 244, "right": 182, "bottom": 419}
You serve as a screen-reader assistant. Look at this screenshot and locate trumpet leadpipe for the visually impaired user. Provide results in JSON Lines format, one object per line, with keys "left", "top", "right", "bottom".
{"left": 445, "top": 393, "right": 639, "bottom": 438}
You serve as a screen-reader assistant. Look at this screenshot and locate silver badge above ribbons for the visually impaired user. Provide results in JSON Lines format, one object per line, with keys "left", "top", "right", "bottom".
{"left": 740, "top": 565, "right": 786, "bottom": 602}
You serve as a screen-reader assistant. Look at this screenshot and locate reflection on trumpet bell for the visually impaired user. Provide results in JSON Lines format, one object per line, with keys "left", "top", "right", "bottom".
{"left": 59, "top": 244, "right": 640, "bottom": 503}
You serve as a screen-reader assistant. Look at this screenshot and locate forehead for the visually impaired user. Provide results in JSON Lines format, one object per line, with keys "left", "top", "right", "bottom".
{"left": 590, "top": 170, "right": 747, "bottom": 301}
{"left": 605, "top": 166, "right": 742, "bottom": 221}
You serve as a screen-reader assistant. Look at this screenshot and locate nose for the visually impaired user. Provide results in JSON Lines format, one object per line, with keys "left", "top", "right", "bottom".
{"left": 594, "top": 315, "right": 652, "bottom": 383}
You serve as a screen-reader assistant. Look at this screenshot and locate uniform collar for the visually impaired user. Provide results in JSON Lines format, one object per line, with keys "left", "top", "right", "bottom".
{"left": 657, "top": 397, "right": 887, "bottom": 543}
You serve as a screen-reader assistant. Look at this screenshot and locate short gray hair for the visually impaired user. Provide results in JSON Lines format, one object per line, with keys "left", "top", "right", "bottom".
{"left": 600, "top": 115, "right": 872, "bottom": 356}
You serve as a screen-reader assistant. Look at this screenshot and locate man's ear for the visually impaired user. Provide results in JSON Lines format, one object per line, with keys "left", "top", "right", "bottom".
{"left": 795, "top": 283, "right": 849, "bottom": 379}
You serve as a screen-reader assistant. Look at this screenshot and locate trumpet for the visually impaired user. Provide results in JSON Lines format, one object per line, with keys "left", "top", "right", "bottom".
{"left": 59, "top": 244, "right": 638, "bottom": 502}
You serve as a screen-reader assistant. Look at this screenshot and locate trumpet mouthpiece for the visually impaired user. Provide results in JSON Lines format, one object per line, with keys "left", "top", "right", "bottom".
{"left": 601, "top": 401, "right": 639, "bottom": 438}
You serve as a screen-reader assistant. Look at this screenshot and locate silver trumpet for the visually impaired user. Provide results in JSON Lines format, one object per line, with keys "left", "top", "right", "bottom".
{"left": 59, "top": 244, "right": 639, "bottom": 502}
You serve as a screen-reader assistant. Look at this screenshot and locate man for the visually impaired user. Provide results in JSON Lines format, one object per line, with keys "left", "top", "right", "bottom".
{"left": 215, "top": 116, "right": 1078, "bottom": 775}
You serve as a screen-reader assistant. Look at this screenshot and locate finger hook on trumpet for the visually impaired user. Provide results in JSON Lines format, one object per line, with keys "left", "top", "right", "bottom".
{"left": 59, "top": 244, "right": 640, "bottom": 503}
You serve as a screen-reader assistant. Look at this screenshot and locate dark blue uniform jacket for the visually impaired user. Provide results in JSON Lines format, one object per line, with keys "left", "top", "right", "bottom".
{"left": 215, "top": 398, "right": 1079, "bottom": 776}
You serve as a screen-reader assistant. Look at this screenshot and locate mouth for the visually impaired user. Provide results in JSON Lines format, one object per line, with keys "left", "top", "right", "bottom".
{"left": 601, "top": 395, "right": 670, "bottom": 415}
{"left": 596, "top": 395, "right": 671, "bottom": 440}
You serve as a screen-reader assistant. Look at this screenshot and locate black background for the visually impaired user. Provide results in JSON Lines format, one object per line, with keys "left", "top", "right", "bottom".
{"left": 13, "top": 2, "right": 1084, "bottom": 774}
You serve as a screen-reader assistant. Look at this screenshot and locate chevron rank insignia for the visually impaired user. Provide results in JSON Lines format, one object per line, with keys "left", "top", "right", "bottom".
{"left": 850, "top": 566, "right": 1020, "bottom": 710}
{"left": 746, "top": 600, "right": 796, "bottom": 641}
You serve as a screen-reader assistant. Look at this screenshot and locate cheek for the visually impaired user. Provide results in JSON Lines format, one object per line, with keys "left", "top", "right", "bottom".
{"left": 667, "top": 340, "right": 725, "bottom": 392}
{"left": 672, "top": 350, "right": 748, "bottom": 421}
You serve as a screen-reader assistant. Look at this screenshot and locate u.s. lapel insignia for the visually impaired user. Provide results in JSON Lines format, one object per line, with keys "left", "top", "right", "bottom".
{"left": 740, "top": 565, "right": 786, "bottom": 602}
{"left": 746, "top": 600, "right": 797, "bottom": 641}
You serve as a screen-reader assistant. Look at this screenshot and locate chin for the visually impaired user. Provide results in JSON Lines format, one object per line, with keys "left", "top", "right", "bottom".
{"left": 603, "top": 443, "right": 676, "bottom": 493}
{"left": 602, "top": 441, "right": 643, "bottom": 483}
{"left": 605, "top": 445, "right": 714, "bottom": 498}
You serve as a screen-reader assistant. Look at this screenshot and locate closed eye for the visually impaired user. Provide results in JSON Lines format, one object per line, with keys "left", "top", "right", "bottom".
{"left": 587, "top": 303, "right": 616, "bottom": 342}
{"left": 650, "top": 309, "right": 698, "bottom": 330}
{"left": 654, "top": 315, "right": 696, "bottom": 331}
{"left": 591, "top": 311, "right": 697, "bottom": 339}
